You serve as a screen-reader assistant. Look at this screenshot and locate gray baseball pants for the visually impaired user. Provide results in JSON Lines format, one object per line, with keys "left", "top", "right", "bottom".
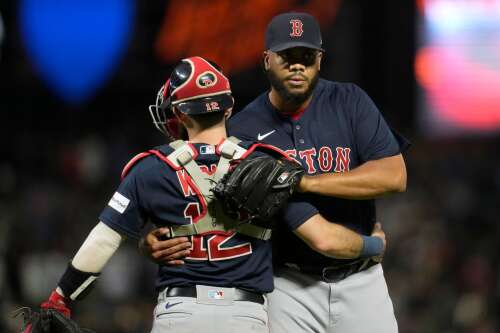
{"left": 268, "top": 263, "right": 398, "bottom": 333}
{"left": 151, "top": 285, "right": 269, "bottom": 333}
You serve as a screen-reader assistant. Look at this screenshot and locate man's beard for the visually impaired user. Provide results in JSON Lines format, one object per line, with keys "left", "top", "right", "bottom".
{"left": 267, "top": 69, "right": 319, "bottom": 107}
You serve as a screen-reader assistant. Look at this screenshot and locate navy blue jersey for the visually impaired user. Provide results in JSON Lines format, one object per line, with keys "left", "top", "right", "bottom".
{"left": 228, "top": 79, "right": 410, "bottom": 268}
{"left": 99, "top": 140, "right": 280, "bottom": 293}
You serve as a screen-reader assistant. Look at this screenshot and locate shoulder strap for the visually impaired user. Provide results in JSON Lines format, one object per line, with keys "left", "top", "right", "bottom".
{"left": 167, "top": 137, "right": 249, "bottom": 198}
{"left": 167, "top": 140, "right": 214, "bottom": 199}
{"left": 212, "top": 136, "right": 247, "bottom": 183}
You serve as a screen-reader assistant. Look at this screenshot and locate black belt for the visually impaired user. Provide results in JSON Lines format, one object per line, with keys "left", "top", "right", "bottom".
{"left": 286, "top": 259, "right": 378, "bottom": 283}
{"left": 165, "top": 286, "right": 265, "bottom": 305}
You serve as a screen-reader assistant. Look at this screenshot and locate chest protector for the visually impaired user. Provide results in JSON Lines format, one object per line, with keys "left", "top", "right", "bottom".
{"left": 122, "top": 137, "right": 272, "bottom": 241}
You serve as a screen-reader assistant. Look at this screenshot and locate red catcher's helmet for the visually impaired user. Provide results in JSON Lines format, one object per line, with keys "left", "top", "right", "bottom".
{"left": 148, "top": 56, "right": 233, "bottom": 139}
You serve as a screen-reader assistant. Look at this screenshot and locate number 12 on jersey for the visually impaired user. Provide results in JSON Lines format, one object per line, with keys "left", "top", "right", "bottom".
{"left": 183, "top": 202, "right": 252, "bottom": 261}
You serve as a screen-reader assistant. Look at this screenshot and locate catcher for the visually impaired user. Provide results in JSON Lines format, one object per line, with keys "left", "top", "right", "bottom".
{"left": 17, "top": 57, "right": 386, "bottom": 333}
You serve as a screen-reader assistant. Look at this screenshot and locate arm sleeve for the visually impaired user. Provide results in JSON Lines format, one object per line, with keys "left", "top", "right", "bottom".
{"left": 279, "top": 194, "right": 319, "bottom": 230}
{"left": 71, "top": 222, "right": 124, "bottom": 273}
{"left": 350, "top": 84, "right": 404, "bottom": 161}
{"left": 99, "top": 170, "right": 147, "bottom": 240}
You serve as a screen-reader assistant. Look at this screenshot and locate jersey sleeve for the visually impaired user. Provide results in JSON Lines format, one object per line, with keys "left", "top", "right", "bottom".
{"left": 349, "top": 84, "right": 404, "bottom": 162}
{"left": 279, "top": 194, "right": 319, "bottom": 230}
{"left": 99, "top": 168, "right": 147, "bottom": 241}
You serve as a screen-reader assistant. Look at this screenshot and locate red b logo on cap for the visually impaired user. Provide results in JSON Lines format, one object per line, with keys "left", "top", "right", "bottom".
{"left": 290, "top": 19, "right": 303, "bottom": 37}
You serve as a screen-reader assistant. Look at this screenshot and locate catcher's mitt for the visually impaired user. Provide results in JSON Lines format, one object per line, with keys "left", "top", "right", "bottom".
{"left": 13, "top": 307, "right": 94, "bottom": 333}
{"left": 213, "top": 154, "right": 304, "bottom": 222}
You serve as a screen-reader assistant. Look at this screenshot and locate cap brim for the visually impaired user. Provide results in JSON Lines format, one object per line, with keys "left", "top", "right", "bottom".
{"left": 269, "top": 42, "right": 324, "bottom": 52}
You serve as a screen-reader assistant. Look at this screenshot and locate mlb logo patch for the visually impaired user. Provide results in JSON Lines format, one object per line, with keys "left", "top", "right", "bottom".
{"left": 200, "top": 145, "right": 215, "bottom": 154}
{"left": 277, "top": 171, "right": 290, "bottom": 183}
{"left": 207, "top": 290, "right": 224, "bottom": 300}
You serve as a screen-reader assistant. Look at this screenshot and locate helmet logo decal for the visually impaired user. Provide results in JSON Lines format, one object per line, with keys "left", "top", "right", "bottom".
{"left": 290, "top": 19, "right": 303, "bottom": 37}
{"left": 196, "top": 71, "right": 218, "bottom": 88}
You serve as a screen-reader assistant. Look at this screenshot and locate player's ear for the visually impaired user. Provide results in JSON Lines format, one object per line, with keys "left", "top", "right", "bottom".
{"left": 263, "top": 51, "right": 271, "bottom": 71}
{"left": 317, "top": 51, "right": 323, "bottom": 71}
{"left": 172, "top": 107, "right": 180, "bottom": 119}
{"left": 224, "top": 97, "right": 234, "bottom": 118}
{"left": 172, "top": 108, "right": 187, "bottom": 122}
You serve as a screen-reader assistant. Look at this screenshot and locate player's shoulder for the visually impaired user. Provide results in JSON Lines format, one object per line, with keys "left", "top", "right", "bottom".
{"left": 121, "top": 144, "right": 174, "bottom": 180}
{"left": 317, "top": 79, "right": 366, "bottom": 103}
{"left": 233, "top": 139, "right": 254, "bottom": 150}
{"left": 316, "top": 79, "right": 375, "bottom": 118}
{"left": 229, "top": 92, "right": 269, "bottom": 124}
{"left": 219, "top": 138, "right": 256, "bottom": 156}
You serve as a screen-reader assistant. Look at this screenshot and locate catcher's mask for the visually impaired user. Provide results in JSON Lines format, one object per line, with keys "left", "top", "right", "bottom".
{"left": 148, "top": 56, "right": 234, "bottom": 139}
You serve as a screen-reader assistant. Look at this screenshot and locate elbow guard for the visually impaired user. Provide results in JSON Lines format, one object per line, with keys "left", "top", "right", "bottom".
{"left": 58, "top": 262, "right": 100, "bottom": 301}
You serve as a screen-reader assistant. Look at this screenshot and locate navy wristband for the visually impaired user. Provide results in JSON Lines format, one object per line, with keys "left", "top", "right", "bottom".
{"left": 361, "top": 236, "right": 384, "bottom": 257}
{"left": 58, "top": 262, "right": 100, "bottom": 301}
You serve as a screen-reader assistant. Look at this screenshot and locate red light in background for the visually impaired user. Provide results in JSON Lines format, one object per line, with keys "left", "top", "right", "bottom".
{"left": 416, "top": 0, "right": 500, "bottom": 134}
{"left": 416, "top": 46, "right": 500, "bottom": 130}
{"left": 154, "top": 0, "right": 340, "bottom": 74}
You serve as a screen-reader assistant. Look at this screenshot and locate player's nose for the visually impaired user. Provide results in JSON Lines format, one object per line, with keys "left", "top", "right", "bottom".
{"left": 288, "top": 62, "right": 305, "bottom": 72}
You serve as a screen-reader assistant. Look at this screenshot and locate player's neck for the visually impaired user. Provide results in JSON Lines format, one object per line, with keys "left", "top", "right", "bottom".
{"left": 268, "top": 88, "right": 312, "bottom": 114}
{"left": 187, "top": 122, "right": 227, "bottom": 145}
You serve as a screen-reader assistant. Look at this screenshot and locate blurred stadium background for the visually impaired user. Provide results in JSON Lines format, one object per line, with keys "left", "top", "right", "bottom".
{"left": 1, "top": 0, "right": 500, "bottom": 332}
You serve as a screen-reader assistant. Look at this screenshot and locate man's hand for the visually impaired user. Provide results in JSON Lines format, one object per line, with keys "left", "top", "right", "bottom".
{"left": 370, "top": 222, "right": 386, "bottom": 263}
{"left": 139, "top": 228, "right": 191, "bottom": 265}
{"left": 14, "top": 290, "right": 95, "bottom": 333}
{"left": 40, "top": 290, "right": 71, "bottom": 318}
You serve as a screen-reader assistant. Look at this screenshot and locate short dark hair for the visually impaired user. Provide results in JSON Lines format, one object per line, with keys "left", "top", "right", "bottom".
{"left": 189, "top": 111, "right": 226, "bottom": 129}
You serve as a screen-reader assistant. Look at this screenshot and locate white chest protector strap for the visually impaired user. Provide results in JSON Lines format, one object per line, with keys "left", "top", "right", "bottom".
{"left": 164, "top": 137, "right": 271, "bottom": 240}
{"left": 212, "top": 137, "right": 245, "bottom": 184}
{"left": 168, "top": 140, "right": 214, "bottom": 199}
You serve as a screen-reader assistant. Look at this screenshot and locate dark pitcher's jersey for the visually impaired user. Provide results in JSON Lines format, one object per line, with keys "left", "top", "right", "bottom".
{"left": 228, "top": 79, "right": 410, "bottom": 268}
{"left": 99, "top": 140, "right": 292, "bottom": 293}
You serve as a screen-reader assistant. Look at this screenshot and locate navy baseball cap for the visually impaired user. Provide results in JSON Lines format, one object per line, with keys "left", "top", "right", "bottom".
{"left": 265, "top": 12, "right": 324, "bottom": 52}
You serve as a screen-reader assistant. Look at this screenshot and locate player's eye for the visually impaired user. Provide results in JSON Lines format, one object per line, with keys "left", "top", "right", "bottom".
{"left": 278, "top": 49, "right": 318, "bottom": 67}
{"left": 302, "top": 52, "right": 317, "bottom": 66}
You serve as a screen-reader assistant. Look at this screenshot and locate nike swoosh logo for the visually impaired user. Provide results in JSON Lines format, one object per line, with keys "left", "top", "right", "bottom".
{"left": 165, "top": 301, "right": 182, "bottom": 310}
{"left": 257, "top": 130, "right": 276, "bottom": 141}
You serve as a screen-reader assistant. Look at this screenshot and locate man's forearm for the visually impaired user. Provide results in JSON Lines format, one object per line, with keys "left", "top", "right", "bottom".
{"left": 299, "top": 154, "right": 407, "bottom": 199}
{"left": 294, "top": 214, "right": 386, "bottom": 259}
{"left": 71, "top": 221, "right": 124, "bottom": 273}
{"left": 294, "top": 215, "right": 363, "bottom": 259}
{"left": 56, "top": 222, "right": 124, "bottom": 300}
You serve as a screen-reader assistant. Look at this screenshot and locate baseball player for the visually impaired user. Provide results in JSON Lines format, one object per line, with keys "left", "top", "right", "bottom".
{"left": 142, "top": 12, "right": 409, "bottom": 333}
{"left": 26, "top": 56, "right": 388, "bottom": 333}
{"left": 228, "top": 12, "right": 410, "bottom": 333}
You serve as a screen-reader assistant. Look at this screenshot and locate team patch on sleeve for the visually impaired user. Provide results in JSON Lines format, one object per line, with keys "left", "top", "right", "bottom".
{"left": 108, "top": 192, "right": 130, "bottom": 213}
